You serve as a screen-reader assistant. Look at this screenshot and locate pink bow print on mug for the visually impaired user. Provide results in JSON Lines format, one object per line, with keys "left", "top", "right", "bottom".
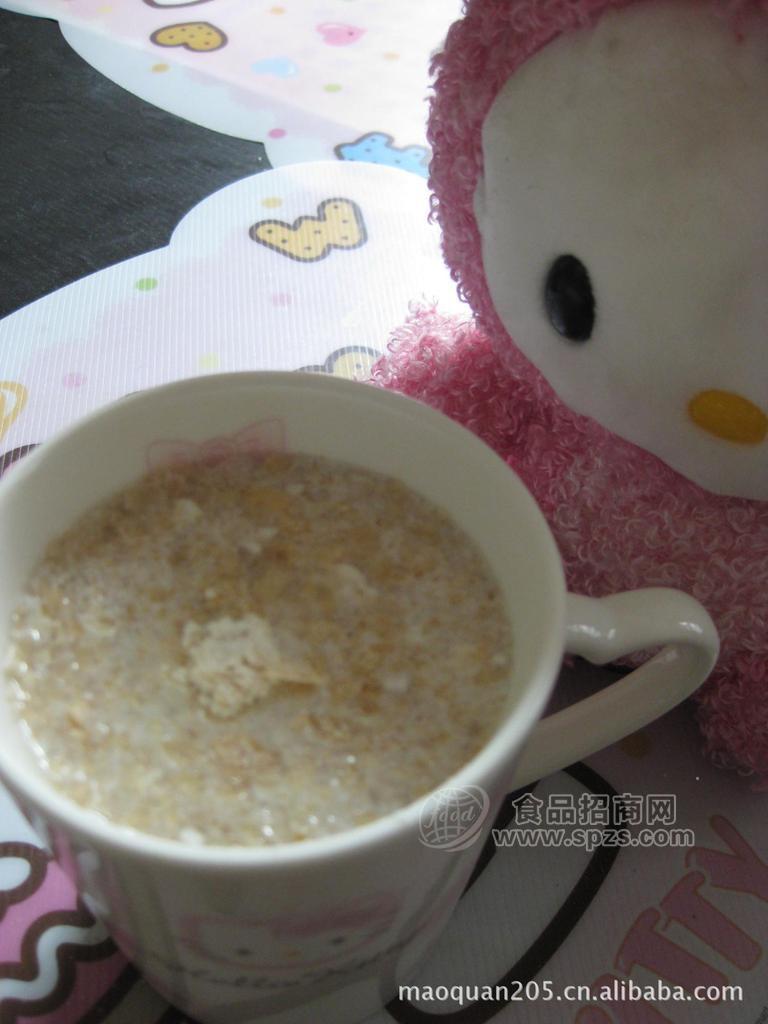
{"left": 145, "top": 419, "right": 287, "bottom": 469}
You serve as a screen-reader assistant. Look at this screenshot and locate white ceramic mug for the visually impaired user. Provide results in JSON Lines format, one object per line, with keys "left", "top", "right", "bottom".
{"left": 0, "top": 372, "right": 718, "bottom": 1024}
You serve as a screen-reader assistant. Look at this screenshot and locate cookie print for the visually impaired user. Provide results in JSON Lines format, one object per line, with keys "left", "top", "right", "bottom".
{"left": 150, "top": 21, "right": 227, "bottom": 52}
{"left": 300, "top": 345, "right": 383, "bottom": 380}
{"left": 249, "top": 198, "right": 367, "bottom": 263}
{"left": 334, "top": 132, "right": 429, "bottom": 178}
{"left": 0, "top": 381, "right": 28, "bottom": 443}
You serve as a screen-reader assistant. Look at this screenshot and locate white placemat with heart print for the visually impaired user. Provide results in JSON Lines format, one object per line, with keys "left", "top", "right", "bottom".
{"left": 1, "top": 0, "right": 463, "bottom": 170}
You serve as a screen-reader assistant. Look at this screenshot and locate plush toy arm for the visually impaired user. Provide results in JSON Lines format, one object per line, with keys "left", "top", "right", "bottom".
{"left": 371, "top": 305, "right": 540, "bottom": 444}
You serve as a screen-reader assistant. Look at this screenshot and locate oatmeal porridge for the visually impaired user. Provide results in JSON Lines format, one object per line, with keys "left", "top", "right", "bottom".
{"left": 4, "top": 452, "right": 513, "bottom": 845}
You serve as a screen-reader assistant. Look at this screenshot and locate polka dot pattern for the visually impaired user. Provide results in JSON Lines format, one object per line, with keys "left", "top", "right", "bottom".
{"left": 198, "top": 353, "right": 221, "bottom": 370}
{"left": 135, "top": 277, "right": 158, "bottom": 291}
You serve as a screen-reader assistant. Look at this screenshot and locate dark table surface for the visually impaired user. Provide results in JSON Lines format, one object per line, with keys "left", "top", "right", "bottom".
{"left": 0, "top": 6, "right": 270, "bottom": 320}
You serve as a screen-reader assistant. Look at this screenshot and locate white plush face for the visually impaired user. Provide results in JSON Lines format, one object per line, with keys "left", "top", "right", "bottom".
{"left": 474, "top": 0, "right": 768, "bottom": 499}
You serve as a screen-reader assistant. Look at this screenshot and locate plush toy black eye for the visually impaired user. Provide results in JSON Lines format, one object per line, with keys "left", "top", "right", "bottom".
{"left": 544, "top": 255, "right": 595, "bottom": 342}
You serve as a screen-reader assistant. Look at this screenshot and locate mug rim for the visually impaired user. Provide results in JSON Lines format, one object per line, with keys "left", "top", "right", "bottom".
{"left": 0, "top": 371, "right": 566, "bottom": 868}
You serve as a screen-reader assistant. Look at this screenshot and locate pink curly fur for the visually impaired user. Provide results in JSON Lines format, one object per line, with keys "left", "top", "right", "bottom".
{"left": 371, "top": 309, "right": 768, "bottom": 784}
{"left": 372, "top": 0, "right": 768, "bottom": 785}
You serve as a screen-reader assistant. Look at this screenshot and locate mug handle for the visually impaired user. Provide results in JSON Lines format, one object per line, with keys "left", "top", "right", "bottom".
{"left": 508, "top": 588, "right": 720, "bottom": 789}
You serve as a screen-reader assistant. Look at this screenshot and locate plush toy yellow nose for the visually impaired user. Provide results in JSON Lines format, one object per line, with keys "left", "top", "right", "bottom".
{"left": 688, "top": 389, "right": 768, "bottom": 444}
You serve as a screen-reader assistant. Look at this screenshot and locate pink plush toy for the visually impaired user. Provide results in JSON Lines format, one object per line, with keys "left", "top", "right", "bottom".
{"left": 372, "top": 0, "right": 768, "bottom": 783}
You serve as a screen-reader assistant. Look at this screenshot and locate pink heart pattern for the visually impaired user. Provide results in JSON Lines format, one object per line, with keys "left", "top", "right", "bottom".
{"left": 316, "top": 22, "right": 366, "bottom": 46}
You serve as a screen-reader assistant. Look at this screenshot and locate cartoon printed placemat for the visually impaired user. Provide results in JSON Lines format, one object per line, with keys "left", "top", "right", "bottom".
{"left": 0, "top": 159, "right": 467, "bottom": 461}
{"left": 1, "top": 0, "right": 463, "bottom": 171}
